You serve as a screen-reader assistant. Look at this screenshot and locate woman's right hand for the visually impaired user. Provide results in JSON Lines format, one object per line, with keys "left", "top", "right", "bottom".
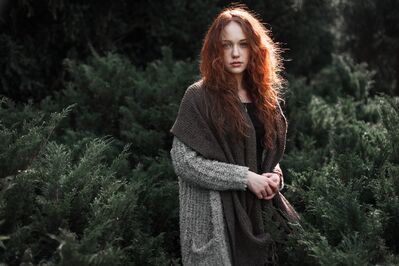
{"left": 246, "top": 171, "right": 278, "bottom": 200}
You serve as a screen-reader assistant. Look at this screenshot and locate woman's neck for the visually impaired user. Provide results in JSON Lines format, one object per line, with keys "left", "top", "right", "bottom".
{"left": 233, "top": 73, "right": 251, "bottom": 102}
{"left": 234, "top": 74, "right": 243, "bottom": 90}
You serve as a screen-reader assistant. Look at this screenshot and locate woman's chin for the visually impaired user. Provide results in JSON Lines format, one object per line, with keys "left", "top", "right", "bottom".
{"left": 227, "top": 68, "right": 246, "bottom": 75}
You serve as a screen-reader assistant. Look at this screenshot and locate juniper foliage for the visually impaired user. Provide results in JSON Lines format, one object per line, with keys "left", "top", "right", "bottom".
{"left": 280, "top": 55, "right": 399, "bottom": 265}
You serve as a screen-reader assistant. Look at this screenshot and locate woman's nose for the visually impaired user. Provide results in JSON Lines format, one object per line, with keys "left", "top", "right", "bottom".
{"left": 232, "top": 45, "right": 240, "bottom": 58}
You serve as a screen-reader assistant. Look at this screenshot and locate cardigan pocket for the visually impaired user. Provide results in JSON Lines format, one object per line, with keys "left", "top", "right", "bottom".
{"left": 190, "top": 214, "right": 219, "bottom": 255}
{"left": 191, "top": 235, "right": 218, "bottom": 255}
{"left": 190, "top": 190, "right": 220, "bottom": 256}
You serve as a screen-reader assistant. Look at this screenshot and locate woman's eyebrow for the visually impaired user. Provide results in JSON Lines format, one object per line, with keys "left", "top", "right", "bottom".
{"left": 222, "top": 39, "right": 248, "bottom": 42}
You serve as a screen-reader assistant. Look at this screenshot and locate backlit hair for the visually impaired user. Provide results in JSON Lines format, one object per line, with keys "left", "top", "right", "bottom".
{"left": 200, "top": 5, "right": 285, "bottom": 149}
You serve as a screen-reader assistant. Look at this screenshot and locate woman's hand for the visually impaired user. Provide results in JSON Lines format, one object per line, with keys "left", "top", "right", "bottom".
{"left": 261, "top": 173, "right": 281, "bottom": 199}
{"left": 246, "top": 171, "right": 279, "bottom": 200}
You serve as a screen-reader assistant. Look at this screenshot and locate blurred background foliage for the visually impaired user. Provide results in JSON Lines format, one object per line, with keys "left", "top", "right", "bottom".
{"left": 0, "top": 0, "right": 398, "bottom": 265}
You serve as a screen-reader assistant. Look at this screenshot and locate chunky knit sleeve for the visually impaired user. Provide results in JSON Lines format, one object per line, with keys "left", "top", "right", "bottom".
{"left": 170, "top": 136, "right": 249, "bottom": 191}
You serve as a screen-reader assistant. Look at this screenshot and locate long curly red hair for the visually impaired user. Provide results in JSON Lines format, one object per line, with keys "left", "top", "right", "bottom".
{"left": 200, "top": 5, "right": 285, "bottom": 149}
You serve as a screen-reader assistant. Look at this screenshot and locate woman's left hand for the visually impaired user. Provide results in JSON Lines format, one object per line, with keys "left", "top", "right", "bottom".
{"left": 261, "top": 173, "right": 280, "bottom": 200}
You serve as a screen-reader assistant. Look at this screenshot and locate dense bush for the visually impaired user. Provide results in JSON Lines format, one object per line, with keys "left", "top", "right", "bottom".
{"left": 1, "top": 49, "right": 399, "bottom": 265}
{"left": 0, "top": 98, "right": 181, "bottom": 265}
{"left": 280, "top": 55, "right": 399, "bottom": 265}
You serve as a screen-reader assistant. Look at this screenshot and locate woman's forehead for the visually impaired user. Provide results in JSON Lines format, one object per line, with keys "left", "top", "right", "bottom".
{"left": 221, "top": 21, "right": 247, "bottom": 41}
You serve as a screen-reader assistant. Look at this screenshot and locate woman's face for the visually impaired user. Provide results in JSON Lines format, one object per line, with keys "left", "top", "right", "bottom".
{"left": 221, "top": 21, "right": 250, "bottom": 77}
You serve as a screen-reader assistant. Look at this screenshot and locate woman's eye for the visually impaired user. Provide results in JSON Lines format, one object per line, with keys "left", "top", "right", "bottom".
{"left": 240, "top": 42, "right": 248, "bottom": 47}
{"left": 222, "top": 43, "right": 231, "bottom": 48}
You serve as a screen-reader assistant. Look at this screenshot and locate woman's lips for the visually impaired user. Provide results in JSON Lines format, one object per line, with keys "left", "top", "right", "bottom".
{"left": 230, "top": 62, "right": 242, "bottom": 67}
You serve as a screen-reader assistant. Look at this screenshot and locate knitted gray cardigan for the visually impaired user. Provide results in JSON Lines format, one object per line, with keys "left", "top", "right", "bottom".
{"left": 170, "top": 136, "right": 248, "bottom": 265}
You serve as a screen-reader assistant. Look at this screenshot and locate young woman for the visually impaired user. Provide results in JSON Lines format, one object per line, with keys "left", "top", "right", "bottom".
{"left": 170, "top": 6, "right": 299, "bottom": 266}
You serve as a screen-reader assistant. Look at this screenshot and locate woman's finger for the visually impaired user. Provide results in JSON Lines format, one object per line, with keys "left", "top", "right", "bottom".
{"left": 267, "top": 179, "right": 278, "bottom": 192}
{"left": 264, "top": 183, "right": 273, "bottom": 195}
{"left": 260, "top": 189, "right": 268, "bottom": 199}
{"left": 264, "top": 193, "right": 275, "bottom": 200}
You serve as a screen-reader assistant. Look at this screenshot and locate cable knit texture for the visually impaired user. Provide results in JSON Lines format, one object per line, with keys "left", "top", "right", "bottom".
{"left": 171, "top": 136, "right": 248, "bottom": 265}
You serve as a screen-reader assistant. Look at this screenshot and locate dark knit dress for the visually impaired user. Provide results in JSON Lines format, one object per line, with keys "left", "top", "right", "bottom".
{"left": 243, "top": 102, "right": 265, "bottom": 174}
